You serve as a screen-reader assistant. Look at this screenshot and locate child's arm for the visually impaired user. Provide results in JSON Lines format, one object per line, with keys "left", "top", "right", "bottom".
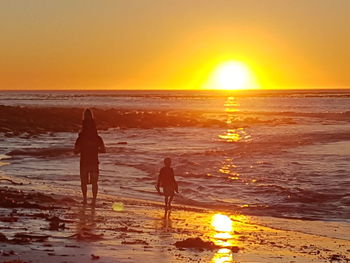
{"left": 174, "top": 182, "right": 179, "bottom": 193}
{"left": 172, "top": 169, "right": 179, "bottom": 193}
{"left": 156, "top": 170, "right": 162, "bottom": 194}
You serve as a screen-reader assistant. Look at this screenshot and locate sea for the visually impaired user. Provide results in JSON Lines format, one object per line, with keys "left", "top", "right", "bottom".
{"left": 0, "top": 89, "right": 349, "bottom": 222}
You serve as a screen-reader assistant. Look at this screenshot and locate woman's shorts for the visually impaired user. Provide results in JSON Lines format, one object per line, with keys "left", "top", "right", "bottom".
{"left": 80, "top": 165, "right": 99, "bottom": 185}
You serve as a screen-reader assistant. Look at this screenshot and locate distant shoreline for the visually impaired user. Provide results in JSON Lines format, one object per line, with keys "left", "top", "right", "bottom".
{"left": 1, "top": 88, "right": 350, "bottom": 92}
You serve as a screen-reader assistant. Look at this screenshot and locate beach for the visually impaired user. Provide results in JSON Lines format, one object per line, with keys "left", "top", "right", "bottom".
{"left": 0, "top": 176, "right": 349, "bottom": 263}
{"left": 0, "top": 90, "right": 350, "bottom": 262}
{"left": 2, "top": 0, "right": 350, "bottom": 261}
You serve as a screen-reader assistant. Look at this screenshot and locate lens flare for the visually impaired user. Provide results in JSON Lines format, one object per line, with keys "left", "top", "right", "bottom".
{"left": 112, "top": 202, "right": 124, "bottom": 212}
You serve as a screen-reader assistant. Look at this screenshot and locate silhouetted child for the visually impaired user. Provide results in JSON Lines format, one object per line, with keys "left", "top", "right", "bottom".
{"left": 156, "top": 158, "right": 178, "bottom": 210}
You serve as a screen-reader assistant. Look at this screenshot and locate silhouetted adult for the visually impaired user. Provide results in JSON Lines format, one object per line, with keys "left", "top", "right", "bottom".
{"left": 74, "top": 109, "right": 105, "bottom": 206}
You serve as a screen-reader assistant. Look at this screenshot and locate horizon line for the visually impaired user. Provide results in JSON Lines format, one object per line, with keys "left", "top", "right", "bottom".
{"left": 1, "top": 88, "right": 350, "bottom": 92}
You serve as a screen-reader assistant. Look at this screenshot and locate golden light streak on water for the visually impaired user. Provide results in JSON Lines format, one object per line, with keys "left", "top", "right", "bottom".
{"left": 210, "top": 214, "right": 241, "bottom": 263}
{"left": 219, "top": 96, "right": 250, "bottom": 142}
{"left": 218, "top": 158, "right": 241, "bottom": 181}
{"left": 212, "top": 214, "right": 233, "bottom": 232}
{"left": 211, "top": 248, "right": 233, "bottom": 263}
{"left": 214, "top": 232, "right": 233, "bottom": 240}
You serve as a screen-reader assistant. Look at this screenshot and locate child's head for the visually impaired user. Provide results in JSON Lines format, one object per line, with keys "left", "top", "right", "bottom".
{"left": 164, "top": 157, "right": 171, "bottom": 167}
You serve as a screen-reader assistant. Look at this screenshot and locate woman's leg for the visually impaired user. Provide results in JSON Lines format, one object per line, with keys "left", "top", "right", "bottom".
{"left": 92, "top": 182, "right": 98, "bottom": 203}
{"left": 80, "top": 168, "right": 88, "bottom": 204}
{"left": 81, "top": 184, "right": 87, "bottom": 204}
{"left": 91, "top": 170, "right": 99, "bottom": 205}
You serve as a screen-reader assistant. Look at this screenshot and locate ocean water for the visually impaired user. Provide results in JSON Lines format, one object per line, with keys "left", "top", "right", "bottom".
{"left": 0, "top": 90, "right": 350, "bottom": 222}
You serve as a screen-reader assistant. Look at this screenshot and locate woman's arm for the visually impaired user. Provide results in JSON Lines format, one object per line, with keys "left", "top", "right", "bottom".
{"left": 74, "top": 137, "right": 81, "bottom": 154}
{"left": 98, "top": 136, "right": 106, "bottom": 153}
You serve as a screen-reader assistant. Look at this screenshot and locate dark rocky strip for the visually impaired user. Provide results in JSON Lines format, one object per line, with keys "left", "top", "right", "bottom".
{"left": 0, "top": 105, "right": 225, "bottom": 136}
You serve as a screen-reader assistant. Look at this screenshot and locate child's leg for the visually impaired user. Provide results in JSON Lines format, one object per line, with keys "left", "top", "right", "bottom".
{"left": 164, "top": 196, "right": 169, "bottom": 209}
{"left": 168, "top": 196, "right": 174, "bottom": 209}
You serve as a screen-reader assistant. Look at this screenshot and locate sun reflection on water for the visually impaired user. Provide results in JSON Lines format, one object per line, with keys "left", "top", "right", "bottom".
{"left": 219, "top": 158, "right": 236, "bottom": 175}
{"left": 218, "top": 158, "right": 241, "bottom": 182}
{"left": 214, "top": 232, "right": 232, "bottom": 240}
{"left": 211, "top": 248, "right": 233, "bottom": 263}
{"left": 212, "top": 214, "right": 233, "bottom": 232}
{"left": 210, "top": 213, "right": 248, "bottom": 262}
{"left": 219, "top": 96, "right": 250, "bottom": 142}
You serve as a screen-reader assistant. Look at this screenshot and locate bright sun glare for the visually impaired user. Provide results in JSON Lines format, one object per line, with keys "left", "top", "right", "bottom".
{"left": 212, "top": 214, "right": 233, "bottom": 232}
{"left": 212, "top": 61, "right": 251, "bottom": 90}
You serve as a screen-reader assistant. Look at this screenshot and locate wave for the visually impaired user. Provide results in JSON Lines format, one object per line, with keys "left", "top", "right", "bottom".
{"left": 238, "top": 110, "right": 350, "bottom": 120}
{"left": 0, "top": 105, "right": 225, "bottom": 135}
{"left": 3, "top": 89, "right": 350, "bottom": 99}
{"left": 285, "top": 189, "right": 350, "bottom": 204}
{"left": 172, "top": 183, "right": 350, "bottom": 221}
{"left": 2, "top": 105, "right": 350, "bottom": 136}
{"left": 7, "top": 147, "right": 72, "bottom": 158}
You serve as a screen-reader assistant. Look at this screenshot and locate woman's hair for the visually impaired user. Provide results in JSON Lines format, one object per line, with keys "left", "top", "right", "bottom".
{"left": 81, "top": 109, "right": 97, "bottom": 136}
{"left": 84, "top": 108, "right": 93, "bottom": 121}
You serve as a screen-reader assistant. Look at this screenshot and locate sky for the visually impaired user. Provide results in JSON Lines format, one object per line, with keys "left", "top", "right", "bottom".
{"left": 0, "top": 0, "right": 349, "bottom": 90}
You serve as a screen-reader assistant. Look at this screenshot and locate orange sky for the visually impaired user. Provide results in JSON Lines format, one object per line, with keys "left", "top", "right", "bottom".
{"left": 0, "top": 0, "right": 349, "bottom": 90}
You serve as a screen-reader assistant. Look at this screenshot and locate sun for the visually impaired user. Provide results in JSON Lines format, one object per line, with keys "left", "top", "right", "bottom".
{"left": 206, "top": 61, "right": 255, "bottom": 90}
{"left": 214, "top": 61, "right": 250, "bottom": 90}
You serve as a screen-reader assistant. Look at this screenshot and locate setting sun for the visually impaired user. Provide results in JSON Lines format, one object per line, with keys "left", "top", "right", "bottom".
{"left": 215, "top": 62, "right": 249, "bottom": 90}
{"left": 204, "top": 61, "right": 258, "bottom": 90}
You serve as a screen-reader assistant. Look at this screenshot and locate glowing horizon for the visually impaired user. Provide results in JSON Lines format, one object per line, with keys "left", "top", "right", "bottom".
{"left": 0, "top": 1, "right": 349, "bottom": 90}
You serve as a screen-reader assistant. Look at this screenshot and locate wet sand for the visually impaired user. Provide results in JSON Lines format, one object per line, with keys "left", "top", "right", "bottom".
{"left": 0, "top": 175, "right": 349, "bottom": 263}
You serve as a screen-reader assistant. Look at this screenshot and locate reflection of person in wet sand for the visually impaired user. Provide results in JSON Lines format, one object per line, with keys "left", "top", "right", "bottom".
{"left": 72, "top": 205, "right": 104, "bottom": 242}
{"left": 156, "top": 158, "right": 179, "bottom": 211}
{"left": 162, "top": 208, "right": 172, "bottom": 230}
{"left": 77, "top": 206, "right": 96, "bottom": 237}
{"left": 74, "top": 109, "right": 106, "bottom": 206}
